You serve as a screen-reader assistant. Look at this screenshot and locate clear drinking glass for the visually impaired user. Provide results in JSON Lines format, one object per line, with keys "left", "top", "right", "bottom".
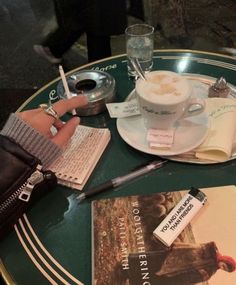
{"left": 125, "top": 23, "right": 154, "bottom": 78}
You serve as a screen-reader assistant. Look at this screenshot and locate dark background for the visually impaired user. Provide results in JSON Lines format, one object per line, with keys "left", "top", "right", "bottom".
{"left": 0, "top": 0, "right": 236, "bottom": 127}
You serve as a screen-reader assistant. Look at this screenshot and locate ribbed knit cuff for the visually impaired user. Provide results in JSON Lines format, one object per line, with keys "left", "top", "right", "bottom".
{"left": 0, "top": 113, "right": 62, "bottom": 169}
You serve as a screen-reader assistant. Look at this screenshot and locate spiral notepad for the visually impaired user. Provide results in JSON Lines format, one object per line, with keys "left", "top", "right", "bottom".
{"left": 49, "top": 125, "right": 111, "bottom": 190}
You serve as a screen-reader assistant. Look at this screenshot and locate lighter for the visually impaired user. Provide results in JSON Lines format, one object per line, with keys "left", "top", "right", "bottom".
{"left": 153, "top": 187, "right": 207, "bottom": 247}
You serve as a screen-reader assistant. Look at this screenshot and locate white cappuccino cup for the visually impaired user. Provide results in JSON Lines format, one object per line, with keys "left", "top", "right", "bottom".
{"left": 136, "top": 71, "right": 205, "bottom": 130}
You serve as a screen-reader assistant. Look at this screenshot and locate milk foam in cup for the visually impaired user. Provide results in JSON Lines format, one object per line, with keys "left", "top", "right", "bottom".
{"left": 136, "top": 71, "right": 205, "bottom": 130}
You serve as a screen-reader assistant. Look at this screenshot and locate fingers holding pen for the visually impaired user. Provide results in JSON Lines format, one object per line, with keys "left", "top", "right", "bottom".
{"left": 52, "top": 116, "right": 81, "bottom": 147}
{"left": 50, "top": 96, "right": 87, "bottom": 145}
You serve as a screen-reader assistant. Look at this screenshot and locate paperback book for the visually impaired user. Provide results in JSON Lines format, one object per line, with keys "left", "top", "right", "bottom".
{"left": 92, "top": 185, "right": 236, "bottom": 285}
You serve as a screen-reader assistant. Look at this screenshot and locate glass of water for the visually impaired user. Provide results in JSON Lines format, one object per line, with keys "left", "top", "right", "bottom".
{"left": 125, "top": 23, "right": 154, "bottom": 79}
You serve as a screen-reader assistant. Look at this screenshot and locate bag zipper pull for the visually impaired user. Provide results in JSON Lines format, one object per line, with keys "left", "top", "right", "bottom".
{"left": 18, "top": 165, "right": 44, "bottom": 202}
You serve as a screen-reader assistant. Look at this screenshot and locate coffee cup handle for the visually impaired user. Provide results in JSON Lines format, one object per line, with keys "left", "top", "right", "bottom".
{"left": 183, "top": 98, "right": 206, "bottom": 118}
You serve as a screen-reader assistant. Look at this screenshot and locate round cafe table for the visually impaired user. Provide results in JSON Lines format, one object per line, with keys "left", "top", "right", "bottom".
{"left": 1, "top": 50, "right": 236, "bottom": 285}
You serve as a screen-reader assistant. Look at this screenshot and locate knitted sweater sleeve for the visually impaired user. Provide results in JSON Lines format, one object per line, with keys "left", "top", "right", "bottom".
{"left": 0, "top": 113, "right": 62, "bottom": 169}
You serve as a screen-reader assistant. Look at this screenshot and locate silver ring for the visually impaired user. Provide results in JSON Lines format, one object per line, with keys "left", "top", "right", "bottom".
{"left": 39, "top": 103, "right": 59, "bottom": 120}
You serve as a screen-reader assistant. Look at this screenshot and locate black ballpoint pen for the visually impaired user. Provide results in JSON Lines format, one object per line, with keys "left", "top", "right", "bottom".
{"left": 76, "top": 159, "right": 168, "bottom": 203}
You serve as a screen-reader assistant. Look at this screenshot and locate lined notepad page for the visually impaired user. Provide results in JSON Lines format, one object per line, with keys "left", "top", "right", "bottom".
{"left": 49, "top": 125, "right": 111, "bottom": 190}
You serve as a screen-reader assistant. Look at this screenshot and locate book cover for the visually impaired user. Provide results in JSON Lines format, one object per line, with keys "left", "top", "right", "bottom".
{"left": 92, "top": 185, "right": 236, "bottom": 285}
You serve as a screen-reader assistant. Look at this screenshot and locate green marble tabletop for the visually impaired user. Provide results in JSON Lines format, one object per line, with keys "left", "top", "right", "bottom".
{"left": 1, "top": 50, "right": 236, "bottom": 285}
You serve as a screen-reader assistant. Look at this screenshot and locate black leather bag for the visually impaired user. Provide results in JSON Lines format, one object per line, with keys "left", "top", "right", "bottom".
{"left": 0, "top": 134, "right": 57, "bottom": 239}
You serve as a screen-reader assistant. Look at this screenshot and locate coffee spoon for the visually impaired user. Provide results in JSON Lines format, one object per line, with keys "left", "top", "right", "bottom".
{"left": 129, "top": 57, "right": 146, "bottom": 81}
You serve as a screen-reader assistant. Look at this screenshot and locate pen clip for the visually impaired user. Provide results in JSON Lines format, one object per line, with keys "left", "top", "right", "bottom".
{"left": 153, "top": 159, "right": 168, "bottom": 169}
{"left": 131, "top": 159, "right": 166, "bottom": 172}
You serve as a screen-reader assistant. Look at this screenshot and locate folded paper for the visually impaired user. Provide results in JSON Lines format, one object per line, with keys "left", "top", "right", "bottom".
{"left": 195, "top": 98, "right": 236, "bottom": 162}
{"left": 106, "top": 99, "right": 140, "bottom": 118}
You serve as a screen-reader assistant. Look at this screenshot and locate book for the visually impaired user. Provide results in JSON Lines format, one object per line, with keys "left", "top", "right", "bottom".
{"left": 92, "top": 185, "right": 236, "bottom": 285}
{"left": 49, "top": 125, "right": 110, "bottom": 190}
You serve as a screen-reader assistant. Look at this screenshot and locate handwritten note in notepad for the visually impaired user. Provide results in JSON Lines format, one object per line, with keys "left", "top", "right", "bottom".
{"left": 49, "top": 125, "right": 111, "bottom": 190}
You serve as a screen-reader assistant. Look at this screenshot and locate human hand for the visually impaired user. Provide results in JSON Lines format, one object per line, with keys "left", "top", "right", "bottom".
{"left": 19, "top": 96, "right": 87, "bottom": 147}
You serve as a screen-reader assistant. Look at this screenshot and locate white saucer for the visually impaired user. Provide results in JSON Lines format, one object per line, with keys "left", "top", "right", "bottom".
{"left": 117, "top": 74, "right": 236, "bottom": 162}
{"left": 117, "top": 110, "right": 209, "bottom": 156}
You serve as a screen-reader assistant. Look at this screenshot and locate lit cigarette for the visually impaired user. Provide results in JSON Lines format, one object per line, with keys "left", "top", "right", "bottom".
{"left": 59, "top": 65, "right": 77, "bottom": 115}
